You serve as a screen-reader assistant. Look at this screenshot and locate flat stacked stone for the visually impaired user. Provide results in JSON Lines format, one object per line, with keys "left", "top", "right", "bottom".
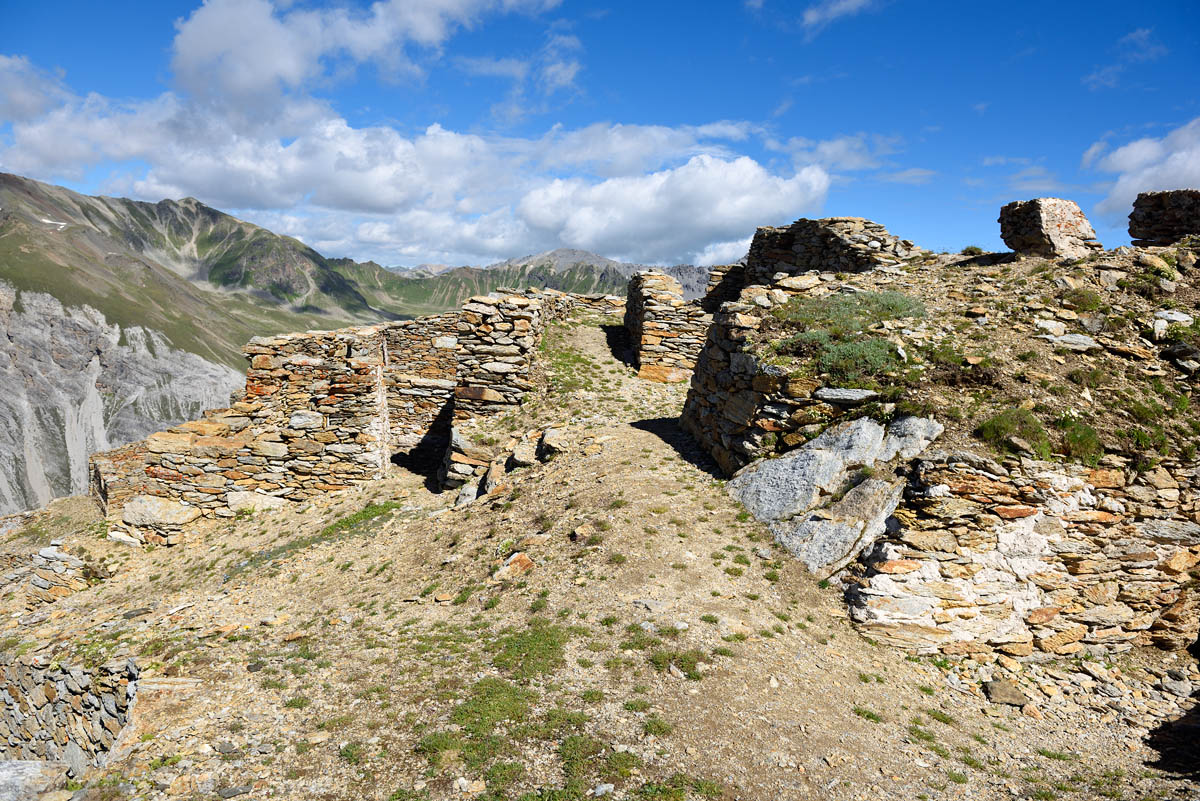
{"left": 0, "top": 654, "right": 138, "bottom": 778}
{"left": 999, "top": 197, "right": 1102, "bottom": 259}
{"left": 744, "top": 217, "right": 922, "bottom": 286}
{"left": 6, "top": 544, "right": 106, "bottom": 608}
{"left": 88, "top": 288, "right": 625, "bottom": 541}
{"left": 382, "top": 313, "right": 460, "bottom": 450}
{"left": 1129, "top": 189, "right": 1200, "bottom": 246}
{"left": 700, "top": 263, "right": 746, "bottom": 312}
{"left": 454, "top": 294, "right": 548, "bottom": 418}
{"left": 624, "top": 271, "right": 712, "bottom": 383}
{"left": 847, "top": 453, "right": 1200, "bottom": 658}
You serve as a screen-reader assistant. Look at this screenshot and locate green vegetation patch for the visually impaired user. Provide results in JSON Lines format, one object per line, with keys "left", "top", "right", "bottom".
{"left": 451, "top": 678, "right": 536, "bottom": 737}
{"left": 492, "top": 619, "right": 577, "bottom": 679}
{"left": 975, "top": 408, "right": 1052, "bottom": 459}
{"left": 769, "top": 291, "right": 924, "bottom": 386}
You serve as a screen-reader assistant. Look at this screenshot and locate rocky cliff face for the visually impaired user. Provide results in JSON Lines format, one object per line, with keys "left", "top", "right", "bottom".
{"left": 0, "top": 281, "right": 241, "bottom": 514}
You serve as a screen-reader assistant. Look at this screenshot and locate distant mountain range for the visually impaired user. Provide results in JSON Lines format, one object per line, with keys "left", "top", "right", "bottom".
{"left": 0, "top": 172, "right": 712, "bottom": 513}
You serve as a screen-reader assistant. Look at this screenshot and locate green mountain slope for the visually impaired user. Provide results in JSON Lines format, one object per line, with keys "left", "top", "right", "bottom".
{"left": 0, "top": 173, "right": 392, "bottom": 369}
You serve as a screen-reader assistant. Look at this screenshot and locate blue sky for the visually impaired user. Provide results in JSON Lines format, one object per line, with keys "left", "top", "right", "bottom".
{"left": 2, "top": 0, "right": 1198, "bottom": 267}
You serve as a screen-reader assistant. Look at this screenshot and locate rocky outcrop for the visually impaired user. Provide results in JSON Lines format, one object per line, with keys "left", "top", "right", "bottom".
{"left": 0, "top": 282, "right": 242, "bottom": 516}
{"left": 1129, "top": 189, "right": 1200, "bottom": 246}
{"left": 999, "top": 198, "right": 1102, "bottom": 259}
{"left": 0, "top": 654, "right": 138, "bottom": 778}
{"left": 624, "top": 272, "right": 711, "bottom": 383}
{"left": 727, "top": 417, "right": 942, "bottom": 577}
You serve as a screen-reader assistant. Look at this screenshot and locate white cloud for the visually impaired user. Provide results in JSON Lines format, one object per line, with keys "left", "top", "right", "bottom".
{"left": 1080, "top": 140, "right": 1108, "bottom": 169}
{"left": 771, "top": 133, "right": 899, "bottom": 171}
{"left": 801, "top": 0, "right": 876, "bottom": 37}
{"left": 1008, "top": 166, "right": 1064, "bottom": 194}
{"left": 169, "top": 0, "right": 560, "bottom": 118}
{"left": 517, "top": 155, "right": 829, "bottom": 262}
{"left": 881, "top": 167, "right": 935, "bottom": 185}
{"left": 0, "top": 56, "right": 71, "bottom": 123}
{"left": 0, "top": 0, "right": 841, "bottom": 266}
{"left": 1093, "top": 117, "right": 1200, "bottom": 216}
{"left": 1118, "top": 28, "right": 1167, "bottom": 62}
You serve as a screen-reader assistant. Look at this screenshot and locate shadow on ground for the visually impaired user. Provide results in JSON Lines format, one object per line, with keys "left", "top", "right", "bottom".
{"left": 1145, "top": 639, "right": 1200, "bottom": 781}
{"left": 602, "top": 324, "right": 635, "bottom": 367}
{"left": 629, "top": 416, "right": 723, "bottom": 479}
{"left": 391, "top": 400, "right": 452, "bottom": 493}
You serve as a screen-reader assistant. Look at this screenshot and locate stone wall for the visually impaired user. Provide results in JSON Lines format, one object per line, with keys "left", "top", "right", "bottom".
{"left": 89, "top": 289, "right": 622, "bottom": 542}
{"left": 700, "top": 263, "right": 746, "bottom": 312}
{"left": 454, "top": 294, "right": 552, "bottom": 418}
{"left": 382, "top": 314, "right": 460, "bottom": 450}
{"left": 0, "top": 655, "right": 138, "bottom": 778}
{"left": 848, "top": 451, "right": 1200, "bottom": 658}
{"left": 1129, "top": 189, "right": 1200, "bottom": 246}
{"left": 999, "top": 198, "right": 1102, "bottom": 259}
{"left": 624, "top": 272, "right": 712, "bottom": 383}
{"left": 744, "top": 217, "right": 921, "bottom": 286}
{"left": 680, "top": 277, "right": 847, "bottom": 475}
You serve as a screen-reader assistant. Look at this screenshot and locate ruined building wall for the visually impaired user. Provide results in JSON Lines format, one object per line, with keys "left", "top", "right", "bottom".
{"left": 454, "top": 294, "right": 550, "bottom": 418}
{"left": 624, "top": 272, "right": 712, "bottom": 383}
{"left": 0, "top": 655, "right": 138, "bottom": 778}
{"left": 849, "top": 453, "right": 1200, "bottom": 658}
{"left": 89, "top": 290, "right": 622, "bottom": 541}
{"left": 744, "top": 217, "right": 922, "bottom": 286}
{"left": 382, "top": 313, "right": 461, "bottom": 449}
{"left": 1130, "top": 189, "right": 1200, "bottom": 246}
{"left": 680, "top": 277, "right": 834, "bottom": 475}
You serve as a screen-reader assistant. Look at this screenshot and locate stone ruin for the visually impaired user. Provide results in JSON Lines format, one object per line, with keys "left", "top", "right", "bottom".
{"left": 89, "top": 289, "right": 622, "bottom": 543}
{"left": 624, "top": 271, "right": 712, "bottom": 383}
{"left": 1129, "top": 189, "right": 1200, "bottom": 246}
{"left": 0, "top": 654, "right": 138, "bottom": 777}
{"left": 999, "top": 197, "right": 1102, "bottom": 259}
{"left": 669, "top": 207, "right": 1199, "bottom": 660}
{"left": 743, "top": 216, "right": 922, "bottom": 285}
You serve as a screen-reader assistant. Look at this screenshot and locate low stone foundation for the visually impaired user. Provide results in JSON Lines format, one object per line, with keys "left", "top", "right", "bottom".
{"left": 0, "top": 544, "right": 107, "bottom": 608}
{"left": 1130, "top": 189, "right": 1200, "bottom": 246}
{"left": 999, "top": 197, "right": 1102, "bottom": 259}
{"left": 0, "top": 655, "right": 138, "bottom": 778}
{"left": 624, "top": 272, "right": 711, "bottom": 383}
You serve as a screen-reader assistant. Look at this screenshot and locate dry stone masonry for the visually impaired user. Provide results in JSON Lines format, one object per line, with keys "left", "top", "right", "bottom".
{"left": 89, "top": 289, "right": 621, "bottom": 543}
{"left": 0, "top": 654, "right": 138, "bottom": 778}
{"left": 624, "top": 272, "right": 712, "bottom": 383}
{"left": 0, "top": 543, "right": 107, "bottom": 609}
{"left": 999, "top": 198, "right": 1103, "bottom": 259}
{"left": 848, "top": 452, "right": 1200, "bottom": 658}
{"left": 744, "top": 217, "right": 922, "bottom": 286}
{"left": 1129, "top": 189, "right": 1200, "bottom": 246}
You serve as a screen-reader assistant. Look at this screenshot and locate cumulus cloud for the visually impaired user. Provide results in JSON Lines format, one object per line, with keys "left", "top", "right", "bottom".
{"left": 1093, "top": 117, "right": 1200, "bottom": 216}
{"left": 517, "top": 155, "right": 829, "bottom": 262}
{"left": 0, "top": 56, "right": 71, "bottom": 123}
{"left": 170, "top": 0, "right": 560, "bottom": 118}
{"left": 0, "top": 0, "right": 839, "bottom": 266}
